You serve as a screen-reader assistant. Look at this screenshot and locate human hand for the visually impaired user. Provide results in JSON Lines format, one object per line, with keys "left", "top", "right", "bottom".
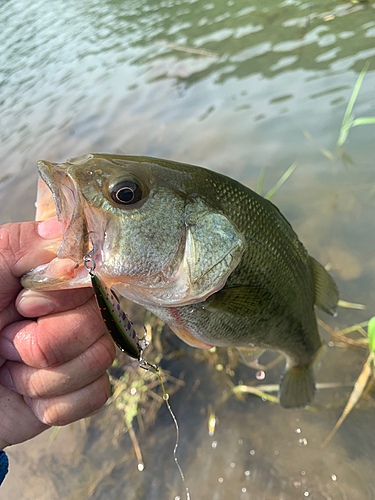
{"left": 0, "top": 219, "right": 115, "bottom": 450}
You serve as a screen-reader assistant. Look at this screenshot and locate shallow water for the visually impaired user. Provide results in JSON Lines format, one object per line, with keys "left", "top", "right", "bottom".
{"left": 1, "top": 0, "right": 375, "bottom": 498}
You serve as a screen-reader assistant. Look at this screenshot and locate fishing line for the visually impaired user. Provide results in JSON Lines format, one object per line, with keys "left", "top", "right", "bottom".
{"left": 83, "top": 248, "right": 191, "bottom": 500}
{"left": 139, "top": 360, "right": 191, "bottom": 500}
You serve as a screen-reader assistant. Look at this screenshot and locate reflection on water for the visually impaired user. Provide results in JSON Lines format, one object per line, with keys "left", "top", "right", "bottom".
{"left": 1, "top": 0, "right": 375, "bottom": 498}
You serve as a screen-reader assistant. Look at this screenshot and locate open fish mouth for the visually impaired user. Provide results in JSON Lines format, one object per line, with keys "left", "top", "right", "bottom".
{"left": 37, "top": 159, "right": 90, "bottom": 262}
{"left": 21, "top": 158, "right": 93, "bottom": 290}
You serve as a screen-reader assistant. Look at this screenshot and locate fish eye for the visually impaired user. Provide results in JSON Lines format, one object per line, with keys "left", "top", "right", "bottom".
{"left": 111, "top": 180, "right": 143, "bottom": 205}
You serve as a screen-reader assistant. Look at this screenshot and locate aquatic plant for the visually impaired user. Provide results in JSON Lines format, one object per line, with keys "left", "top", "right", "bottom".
{"left": 304, "top": 62, "right": 375, "bottom": 163}
{"left": 337, "top": 62, "right": 375, "bottom": 149}
{"left": 321, "top": 315, "right": 375, "bottom": 445}
{"left": 256, "top": 161, "right": 298, "bottom": 199}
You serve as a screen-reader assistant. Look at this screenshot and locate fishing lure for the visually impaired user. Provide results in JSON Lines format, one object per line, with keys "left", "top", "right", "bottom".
{"left": 83, "top": 248, "right": 146, "bottom": 360}
{"left": 83, "top": 248, "right": 191, "bottom": 500}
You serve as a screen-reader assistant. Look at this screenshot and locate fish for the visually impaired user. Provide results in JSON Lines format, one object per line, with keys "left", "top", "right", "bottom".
{"left": 22, "top": 153, "right": 339, "bottom": 408}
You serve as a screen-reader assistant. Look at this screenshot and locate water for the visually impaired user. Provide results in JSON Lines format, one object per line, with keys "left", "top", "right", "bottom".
{"left": 1, "top": 0, "right": 375, "bottom": 498}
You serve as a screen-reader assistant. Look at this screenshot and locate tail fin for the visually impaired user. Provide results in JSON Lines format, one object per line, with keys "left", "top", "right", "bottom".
{"left": 309, "top": 256, "right": 339, "bottom": 316}
{"left": 279, "top": 364, "right": 315, "bottom": 408}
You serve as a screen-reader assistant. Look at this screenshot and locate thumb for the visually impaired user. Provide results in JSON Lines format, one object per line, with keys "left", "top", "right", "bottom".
{"left": 0, "top": 218, "right": 62, "bottom": 296}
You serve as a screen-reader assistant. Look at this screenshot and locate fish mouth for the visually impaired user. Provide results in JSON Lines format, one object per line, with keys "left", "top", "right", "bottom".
{"left": 21, "top": 160, "right": 92, "bottom": 290}
{"left": 37, "top": 160, "right": 90, "bottom": 262}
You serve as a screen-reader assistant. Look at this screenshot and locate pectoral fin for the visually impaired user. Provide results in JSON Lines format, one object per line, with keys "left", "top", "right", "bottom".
{"left": 237, "top": 346, "right": 265, "bottom": 367}
{"left": 169, "top": 325, "right": 213, "bottom": 349}
{"left": 206, "top": 286, "right": 271, "bottom": 317}
{"left": 310, "top": 256, "right": 339, "bottom": 316}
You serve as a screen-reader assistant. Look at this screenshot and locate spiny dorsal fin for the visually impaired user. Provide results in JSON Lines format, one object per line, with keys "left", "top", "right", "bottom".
{"left": 309, "top": 256, "right": 339, "bottom": 316}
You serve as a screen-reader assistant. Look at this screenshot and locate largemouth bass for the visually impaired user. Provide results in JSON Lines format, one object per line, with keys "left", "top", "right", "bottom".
{"left": 22, "top": 154, "right": 339, "bottom": 408}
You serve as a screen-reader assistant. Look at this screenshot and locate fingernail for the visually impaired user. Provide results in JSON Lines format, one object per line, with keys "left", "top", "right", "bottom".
{"left": 23, "top": 396, "right": 33, "bottom": 407}
{"left": 37, "top": 218, "right": 63, "bottom": 240}
{"left": 17, "top": 291, "right": 56, "bottom": 317}
{"left": 0, "top": 339, "right": 22, "bottom": 363}
{"left": 0, "top": 366, "right": 15, "bottom": 392}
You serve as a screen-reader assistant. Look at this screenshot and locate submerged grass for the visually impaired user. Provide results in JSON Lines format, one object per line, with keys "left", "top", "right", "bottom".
{"left": 256, "top": 162, "right": 298, "bottom": 199}
{"left": 304, "top": 62, "right": 375, "bottom": 163}
{"left": 322, "top": 316, "right": 375, "bottom": 445}
{"left": 264, "top": 162, "right": 298, "bottom": 200}
{"left": 337, "top": 62, "right": 374, "bottom": 149}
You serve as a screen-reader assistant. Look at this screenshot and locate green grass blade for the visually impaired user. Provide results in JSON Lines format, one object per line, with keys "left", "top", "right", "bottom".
{"left": 340, "top": 151, "right": 355, "bottom": 167}
{"left": 338, "top": 320, "right": 369, "bottom": 336}
{"left": 337, "top": 62, "right": 370, "bottom": 147}
{"left": 45, "top": 426, "right": 61, "bottom": 449}
{"left": 338, "top": 299, "right": 366, "bottom": 310}
{"left": 256, "top": 166, "right": 266, "bottom": 195}
{"left": 265, "top": 162, "right": 298, "bottom": 200}
{"left": 368, "top": 316, "right": 375, "bottom": 353}
{"left": 233, "top": 385, "right": 280, "bottom": 403}
{"left": 337, "top": 125, "right": 351, "bottom": 148}
{"left": 322, "top": 358, "right": 373, "bottom": 446}
{"left": 351, "top": 117, "right": 375, "bottom": 127}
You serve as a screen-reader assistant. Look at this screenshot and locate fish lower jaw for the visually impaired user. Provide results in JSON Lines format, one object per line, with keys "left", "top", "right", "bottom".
{"left": 21, "top": 257, "right": 91, "bottom": 290}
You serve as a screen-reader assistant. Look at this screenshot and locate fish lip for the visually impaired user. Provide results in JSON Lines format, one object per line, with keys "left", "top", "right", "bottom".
{"left": 37, "top": 160, "right": 89, "bottom": 263}
{"left": 37, "top": 160, "right": 72, "bottom": 223}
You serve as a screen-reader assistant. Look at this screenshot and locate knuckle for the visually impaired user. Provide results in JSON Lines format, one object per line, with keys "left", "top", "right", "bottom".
{"left": 2, "top": 362, "right": 45, "bottom": 398}
{"left": 23, "top": 372, "right": 45, "bottom": 398}
{"left": 87, "top": 296, "right": 105, "bottom": 322}
{"left": 30, "top": 342, "right": 54, "bottom": 369}
{"left": 34, "top": 375, "right": 111, "bottom": 426}
{"left": 89, "top": 374, "right": 111, "bottom": 411}
{"left": 89, "top": 334, "right": 116, "bottom": 372}
{"left": 14, "top": 322, "right": 59, "bottom": 368}
{"left": 0, "top": 223, "right": 19, "bottom": 260}
{"left": 38, "top": 406, "right": 63, "bottom": 427}
{"left": 35, "top": 399, "right": 72, "bottom": 427}
{"left": 29, "top": 399, "right": 53, "bottom": 426}
{"left": 0, "top": 222, "right": 37, "bottom": 274}
{"left": 91, "top": 373, "right": 111, "bottom": 411}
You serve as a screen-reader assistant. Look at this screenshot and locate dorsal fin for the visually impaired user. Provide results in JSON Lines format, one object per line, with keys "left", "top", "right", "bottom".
{"left": 309, "top": 256, "right": 339, "bottom": 316}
